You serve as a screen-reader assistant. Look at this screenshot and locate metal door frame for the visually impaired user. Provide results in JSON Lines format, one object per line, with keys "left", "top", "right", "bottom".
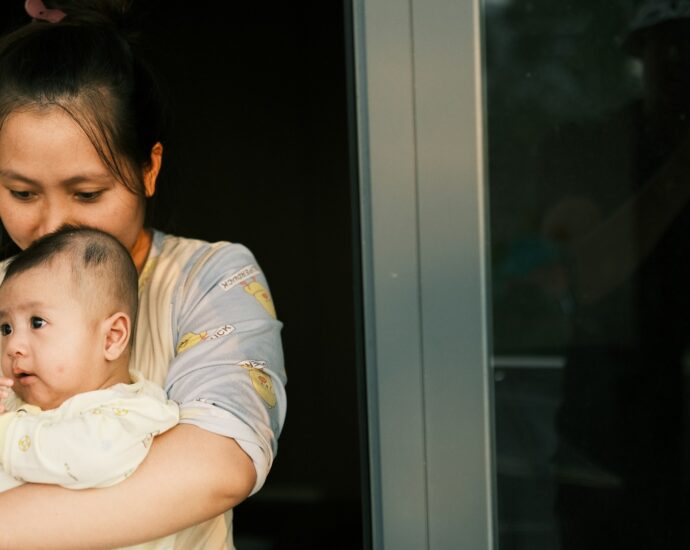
{"left": 352, "top": 0, "right": 495, "bottom": 548}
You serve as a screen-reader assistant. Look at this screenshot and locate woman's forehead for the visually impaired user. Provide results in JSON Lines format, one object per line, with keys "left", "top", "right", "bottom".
{"left": 0, "top": 109, "right": 109, "bottom": 175}
{"left": 2, "top": 107, "right": 87, "bottom": 143}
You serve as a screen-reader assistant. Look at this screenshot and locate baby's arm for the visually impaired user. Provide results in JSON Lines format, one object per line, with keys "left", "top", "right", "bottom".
{"left": 0, "top": 378, "right": 179, "bottom": 489}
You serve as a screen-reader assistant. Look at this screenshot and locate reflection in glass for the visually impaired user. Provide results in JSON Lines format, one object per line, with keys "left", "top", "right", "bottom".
{"left": 487, "top": 1, "right": 690, "bottom": 548}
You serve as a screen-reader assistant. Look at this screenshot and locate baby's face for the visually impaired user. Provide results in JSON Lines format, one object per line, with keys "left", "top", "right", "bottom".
{"left": 0, "top": 262, "right": 104, "bottom": 410}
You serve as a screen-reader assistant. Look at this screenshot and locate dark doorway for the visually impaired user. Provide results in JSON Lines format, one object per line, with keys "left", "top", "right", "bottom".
{"left": 0, "top": 2, "right": 368, "bottom": 548}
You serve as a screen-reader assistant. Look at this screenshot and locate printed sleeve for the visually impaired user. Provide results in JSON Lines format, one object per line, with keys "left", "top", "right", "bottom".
{"left": 0, "top": 392, "right": 179, "bottom": 489}
{"left": 164, "top": 243, "right": 287, "bottom": 495}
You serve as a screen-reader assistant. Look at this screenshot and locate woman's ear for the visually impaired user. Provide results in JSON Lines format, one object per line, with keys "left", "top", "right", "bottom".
{"left": 102, "top": 312, "right": 131, "bottom": 362}
{"left": 143, "top": 142, "right": 163, "bottom": 198}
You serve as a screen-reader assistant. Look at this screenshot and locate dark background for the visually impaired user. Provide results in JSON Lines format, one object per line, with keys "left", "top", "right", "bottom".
{"left": 0, "top": 2, "right": 368, "bottom": 548}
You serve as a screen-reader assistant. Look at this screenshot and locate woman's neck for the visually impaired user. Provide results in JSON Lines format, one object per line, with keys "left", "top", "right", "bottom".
{"left": 130, "top": 228, "right": 152, "bottom": 273}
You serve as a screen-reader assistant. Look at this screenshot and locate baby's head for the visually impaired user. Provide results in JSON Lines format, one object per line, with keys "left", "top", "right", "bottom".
{"left": 0, "top": 226, "right": 138, "bottom": 410}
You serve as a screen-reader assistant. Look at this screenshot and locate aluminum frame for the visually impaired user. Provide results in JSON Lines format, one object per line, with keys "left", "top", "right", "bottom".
{"left": 352, "top": 0, "right": 495, "bottom": 547}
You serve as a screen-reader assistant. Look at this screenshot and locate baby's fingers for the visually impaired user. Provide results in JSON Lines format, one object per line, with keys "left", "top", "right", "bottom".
{"left": 0, "top": 377, "right": 13, "bottom": 403}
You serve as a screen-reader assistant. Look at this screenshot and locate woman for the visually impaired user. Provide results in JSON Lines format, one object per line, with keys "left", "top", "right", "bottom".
{"left": 0, "top": 1, "right": 287, "bottom": 548}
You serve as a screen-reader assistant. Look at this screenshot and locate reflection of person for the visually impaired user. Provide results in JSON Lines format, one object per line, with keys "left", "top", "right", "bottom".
{"left": 0, "top": 1, "right": 286, "bottom": 548}
{"left": 0, "top": 227, "right": 178, "bottom": 496}
{"left": 542, "top": 1, "right": 690, "bottom": 548}
{"left": 542, "top": 1, "right": 690, "bottom": 303}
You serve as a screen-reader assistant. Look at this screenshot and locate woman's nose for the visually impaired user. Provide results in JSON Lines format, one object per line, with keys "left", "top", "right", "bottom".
{"left": 38, "top": 202, "right": 73, "bottom": 237}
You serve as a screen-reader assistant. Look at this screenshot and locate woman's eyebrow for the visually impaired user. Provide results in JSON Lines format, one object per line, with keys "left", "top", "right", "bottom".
{"left": 61, "top": 173, "right": 113, "bottom": 186}
{"left": 0, "top": 168, "right": 40, "bottom": 185}
{"left": 0, "top": 169, "right": 112, "bottom": 186}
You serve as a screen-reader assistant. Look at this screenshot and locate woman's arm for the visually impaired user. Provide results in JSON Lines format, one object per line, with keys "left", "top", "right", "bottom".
{"left": 0, "top": 423, "right": 256, "bottom": 550}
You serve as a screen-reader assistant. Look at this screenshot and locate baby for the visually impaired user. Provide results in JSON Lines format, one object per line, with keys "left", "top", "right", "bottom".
{"left": 0, "top": 226, "right": 178, "bottom": 491}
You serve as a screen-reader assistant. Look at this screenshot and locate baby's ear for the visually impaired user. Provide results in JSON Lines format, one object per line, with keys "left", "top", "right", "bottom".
{"left": 102, "top": 312, "right": 131, "bottom": 361}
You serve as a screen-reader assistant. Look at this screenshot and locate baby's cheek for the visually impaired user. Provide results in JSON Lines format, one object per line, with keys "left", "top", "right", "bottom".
{"left": 11, "top": 385, "right": 26, "bottom": 402}
{"left": 0, "top": 358, "right": 11, "bottom": 378}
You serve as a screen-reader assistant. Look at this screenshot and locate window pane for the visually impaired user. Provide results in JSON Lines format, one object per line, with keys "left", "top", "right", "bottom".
{"left": 486, "top": 0, "right": 690, "bottom": 548}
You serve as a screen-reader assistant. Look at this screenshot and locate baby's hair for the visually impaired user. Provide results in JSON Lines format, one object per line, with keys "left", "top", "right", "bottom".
{"left": 2, "top": 225, "right": 139, "bottom": 325}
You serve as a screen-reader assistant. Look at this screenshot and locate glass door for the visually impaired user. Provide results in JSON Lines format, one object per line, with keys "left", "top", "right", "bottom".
{"left": 486, "top": 1, "right": 690, "bottom": 548}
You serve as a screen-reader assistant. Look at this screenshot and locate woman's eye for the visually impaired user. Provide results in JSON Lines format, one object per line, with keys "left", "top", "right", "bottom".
{"left": 0, "top": 324, "right": 12, "bottom": 336}
{"left": 75, "top": 191, "right": 102, "bottom": 202}
{"left": 30, "top": 317, "right": 46, "bottom": 329}
{"left": 10, "top": 190, "right": 34, "bottom": 201}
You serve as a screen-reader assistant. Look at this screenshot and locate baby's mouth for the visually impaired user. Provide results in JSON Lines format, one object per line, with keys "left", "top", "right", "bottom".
{"left": 12, "top": 368, "right": 34, "bottom": 381}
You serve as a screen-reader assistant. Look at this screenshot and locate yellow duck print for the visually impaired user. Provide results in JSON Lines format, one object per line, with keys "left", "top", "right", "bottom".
{"left": 176, "top": 331, "right": 208, "bottom": 354}
{"left": 242, "top": 281, "right": 277, "bottom": 319}
{"left": 249, "top": 368, "right": 277, "bottom": 408}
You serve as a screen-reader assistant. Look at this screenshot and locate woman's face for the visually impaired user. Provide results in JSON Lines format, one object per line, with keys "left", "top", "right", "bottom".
{"left": 0, "top": 108, "right": 147, "bottom": 257}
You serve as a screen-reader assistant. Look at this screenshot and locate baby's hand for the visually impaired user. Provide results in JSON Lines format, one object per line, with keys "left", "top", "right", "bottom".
{"left": 0, "top": 377, "right": 13, "bottom": 413}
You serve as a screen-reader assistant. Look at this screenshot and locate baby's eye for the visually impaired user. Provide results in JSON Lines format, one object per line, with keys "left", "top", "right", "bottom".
{"left": 0, "top": 324, "right": 12, "bottom": 336}
{"left": 30, "top": 317, "right": 46, "bottom": 329}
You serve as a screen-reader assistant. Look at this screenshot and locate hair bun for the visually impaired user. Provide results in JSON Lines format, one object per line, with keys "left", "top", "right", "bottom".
{"left": 45, "top": 0, "right": 140, "bottom": 31}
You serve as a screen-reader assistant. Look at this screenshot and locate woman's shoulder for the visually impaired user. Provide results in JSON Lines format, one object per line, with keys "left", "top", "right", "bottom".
{"left": 152, "top": 230, "right": 265, "bottom": 292}
{"left": 156, "top": 230, "right": 258, "bottom": 270}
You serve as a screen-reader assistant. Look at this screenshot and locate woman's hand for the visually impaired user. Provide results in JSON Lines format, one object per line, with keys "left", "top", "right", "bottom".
{"left": 0, "top": 423, "right": 256, "bottom": 549}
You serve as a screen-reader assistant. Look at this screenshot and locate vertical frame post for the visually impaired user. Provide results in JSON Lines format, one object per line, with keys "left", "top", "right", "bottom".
{"left": 353, "top": 0, "right": 494, "bottom": 547}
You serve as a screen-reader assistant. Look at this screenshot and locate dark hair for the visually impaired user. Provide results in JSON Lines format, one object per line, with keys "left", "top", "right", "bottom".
{"left": 0, "top": 0, "right": 166, "bottom": 256}
{"left": 3, "top": 224, "right": 139, "bottom": 324}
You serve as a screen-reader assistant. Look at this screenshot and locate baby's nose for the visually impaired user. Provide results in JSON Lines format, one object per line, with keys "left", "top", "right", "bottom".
{"left": 4, "top": 333, "right": 27, "bottom": 358}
